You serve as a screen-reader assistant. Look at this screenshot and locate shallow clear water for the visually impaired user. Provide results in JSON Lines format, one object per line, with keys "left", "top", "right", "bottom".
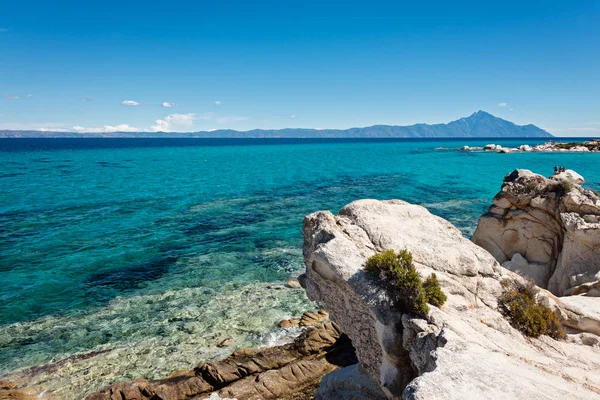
{"left": 1, "top": 138, "right": 599, "bottom": 395}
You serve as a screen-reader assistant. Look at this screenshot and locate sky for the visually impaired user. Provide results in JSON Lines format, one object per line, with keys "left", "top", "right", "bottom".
{"left": 0, "top": 0, "right": 599, "bottom": 136}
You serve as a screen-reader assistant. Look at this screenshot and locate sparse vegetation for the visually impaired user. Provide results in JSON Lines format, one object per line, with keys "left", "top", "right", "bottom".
{"left": 559, "top": 179, "right": 573, "bottom": 194}
{"left": 423, "top": 273, "right": 447, "bottom": 307}
{"left": 556, "top": 142, "right": 598, "bottom": 151}
{"left": 498, "top": 279, "right": 565, "bottom": 340}
{"left": 365, "top": 249, "right": 447, "bottom": 317}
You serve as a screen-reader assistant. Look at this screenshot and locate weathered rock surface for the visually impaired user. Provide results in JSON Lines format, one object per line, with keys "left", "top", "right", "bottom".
{"left": 0, "top": 381, "right": 40, "bottom": 400}
{"left": 473, "top": 169, "right": 600, "bottom": 297}
{"left": 86, "top": 322, "right": 357, "bottom": 400}
{"left": 302, "top": 199, "right": 600, "bottom": 399}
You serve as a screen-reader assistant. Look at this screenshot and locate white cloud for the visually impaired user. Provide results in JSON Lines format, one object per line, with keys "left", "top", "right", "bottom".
{"left": 26, "top": 94, "right": 33, "bottom": 98}
{"left": 214, "top": 100, "right": 221, "bottom": 106}
{"left": 80, "top": 97, "right": 93, "bottom": 102}
{"left": 151, "top": 113, "right": 197, "bottom": 132}
{"left": 290, "top": 114, "right": 296, "bottom": 118}
{"left": 498, "top": 102, "right": 515, "bottom": 110}
{"left": 72, "top": 124, "right": 140, "bottom": 133}
{"left": 161, "top": 102, "right": 176, "bottom": 108}
{"left": 122, "top": 100, "right": 141, "bottom": 106}
{"left": 4, "top": 94, "right": 19, "bottom": 99}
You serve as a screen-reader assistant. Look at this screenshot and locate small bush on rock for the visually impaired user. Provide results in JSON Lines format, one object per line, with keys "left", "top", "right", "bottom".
{"left": 365, "top": 250, "right": 447, "bottom": 317}
{"left": 498, "top": 279, "right": 565, "bottom": 340}
{"left": 559, "top": 179, "right": 573, "bottom": 194}
{"left": 423, "top": 273, "right": 447, "bottom": 307}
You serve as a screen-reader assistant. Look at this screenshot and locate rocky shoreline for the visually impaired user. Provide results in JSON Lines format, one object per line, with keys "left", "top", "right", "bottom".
{"left": 461, "top": 139, "right": 600, "bottom": 153}
{"left": 3, "top": 169, "right": 600, "bottom": 399}
{"left": 0, "top": 310, "right": 354, "bottom": 400}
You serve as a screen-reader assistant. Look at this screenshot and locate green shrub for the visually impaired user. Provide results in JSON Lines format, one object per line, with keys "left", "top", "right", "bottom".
{"left": 559, "top": 179, "right": 573, "bottom": 194}
{"left": 365, "top": 249, "right": 447, "bottom": 317}
{"left": 423, "top": 273, "right": 447, "bottom": 307}
{"left": 498, "top": 279, "right": 565, "bottom": 340}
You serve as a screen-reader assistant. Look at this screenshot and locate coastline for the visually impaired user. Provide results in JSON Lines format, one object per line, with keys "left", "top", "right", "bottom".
{"left": 2, "top": 139, "right": 600, "bottom": 399}
{"left": 461, "top": 139, "right": 600, "bottom": 153}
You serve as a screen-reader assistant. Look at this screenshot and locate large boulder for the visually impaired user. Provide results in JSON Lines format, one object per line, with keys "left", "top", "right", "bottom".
{"left": 302, "top": 199, "right": 600, "bottom": 399}
{"left": 473, "top": 169, "right": 600, "bottom": 296}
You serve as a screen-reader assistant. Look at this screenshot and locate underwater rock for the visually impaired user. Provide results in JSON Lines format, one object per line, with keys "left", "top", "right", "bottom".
{"left": 216, "top": 338, "right": 234, "bottom": 348}
{"left": 86, "top": 322, "right": 357, "bottom": 400}
{"left": 278, "top": 318, "right": 300, "bottom": 328}
{"left": 286, "top": 280, "right": 302, "bottom": 288}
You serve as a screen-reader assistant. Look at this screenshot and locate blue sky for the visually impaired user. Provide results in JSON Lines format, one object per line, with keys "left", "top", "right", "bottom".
{"left": 1, "top": 0, "right": 598, "bottom": 136}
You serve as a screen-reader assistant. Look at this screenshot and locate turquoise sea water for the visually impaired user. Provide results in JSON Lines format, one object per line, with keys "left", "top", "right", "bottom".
{"left": 1, "top": 138, "right": 599, "bottom": 396}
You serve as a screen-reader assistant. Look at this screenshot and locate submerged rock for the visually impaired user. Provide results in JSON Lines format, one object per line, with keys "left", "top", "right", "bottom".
{"left": 473, "top": 169, "right": 600, "bottom": 297}
{"left": 301, "top": 199, "right": 600, "bottom": 399}
{"left": 86, "top": 322, "right": 357, "bottom": 400}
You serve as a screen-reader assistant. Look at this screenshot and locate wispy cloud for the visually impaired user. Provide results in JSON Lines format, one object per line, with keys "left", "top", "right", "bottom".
{"left": 290, "top": 114, "right": 296, "bottom": 119}
{"left": 161, "top": 102, "right": 176, "bottom": 108}
{"left": 26, "top": 94, "right": 33, "bottom": 98}
{"left": 151, "top": 113, "right": 197, "bottom": 132}
{"left": 214, "top": 100, "right": 221, "bottom": 106}
{"left": 80, "top": 97, "right": 93, "bottom": 102}
{"left": 4, "top": 94, "right": 19, "bottom": 99}
{"left": 122, "top": 100, "right": 141, "bottom": 106}
{"left": 72, "top": 124, "right": 140, "bottom": 133}
{"left": 498, "top": 102, "right": 515, "bottom": 111}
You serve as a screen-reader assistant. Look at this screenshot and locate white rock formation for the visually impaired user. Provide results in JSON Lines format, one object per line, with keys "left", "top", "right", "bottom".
{"left": 551, "top": 169, "right": 585, "bottom": 185}
{"left": 473, "top": 169, "right": 600, "bottom": 297}
{"left": 302, "top": 199, "right": 600, "bottom": 399}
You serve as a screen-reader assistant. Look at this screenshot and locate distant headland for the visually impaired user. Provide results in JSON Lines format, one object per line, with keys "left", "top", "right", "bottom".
{"left": 0, "top": 111, "right": 552, "bottom": 139}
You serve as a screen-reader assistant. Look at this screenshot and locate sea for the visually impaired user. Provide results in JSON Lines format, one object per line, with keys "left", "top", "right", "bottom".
{"left": 1, "top": 137, "right": 599, "bottom": 398}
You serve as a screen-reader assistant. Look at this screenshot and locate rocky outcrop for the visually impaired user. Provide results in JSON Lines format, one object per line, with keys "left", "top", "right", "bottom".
{"left": 462, "top": 140, "right": 600, "bottom": 153}
{"left": 302, "top": 199, "right": 600, "bottom": 399}
{"left": 86, "top": 321, "right": 356, "bottom": 400}
{"left": 473, "top": 169, "right": 600, "bottom": 296}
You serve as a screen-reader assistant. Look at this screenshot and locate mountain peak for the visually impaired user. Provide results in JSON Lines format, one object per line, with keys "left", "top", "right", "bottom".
{"left": 468, "top": 110, "right": 494, "bottom": 119}
{"left": 0, "top": 111, "right": 552, "bottom": 138}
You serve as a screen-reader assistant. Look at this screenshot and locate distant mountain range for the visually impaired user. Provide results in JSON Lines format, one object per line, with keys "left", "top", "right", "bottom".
{"left": 0, "top": 111, "right": 552, "bottom": 138}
